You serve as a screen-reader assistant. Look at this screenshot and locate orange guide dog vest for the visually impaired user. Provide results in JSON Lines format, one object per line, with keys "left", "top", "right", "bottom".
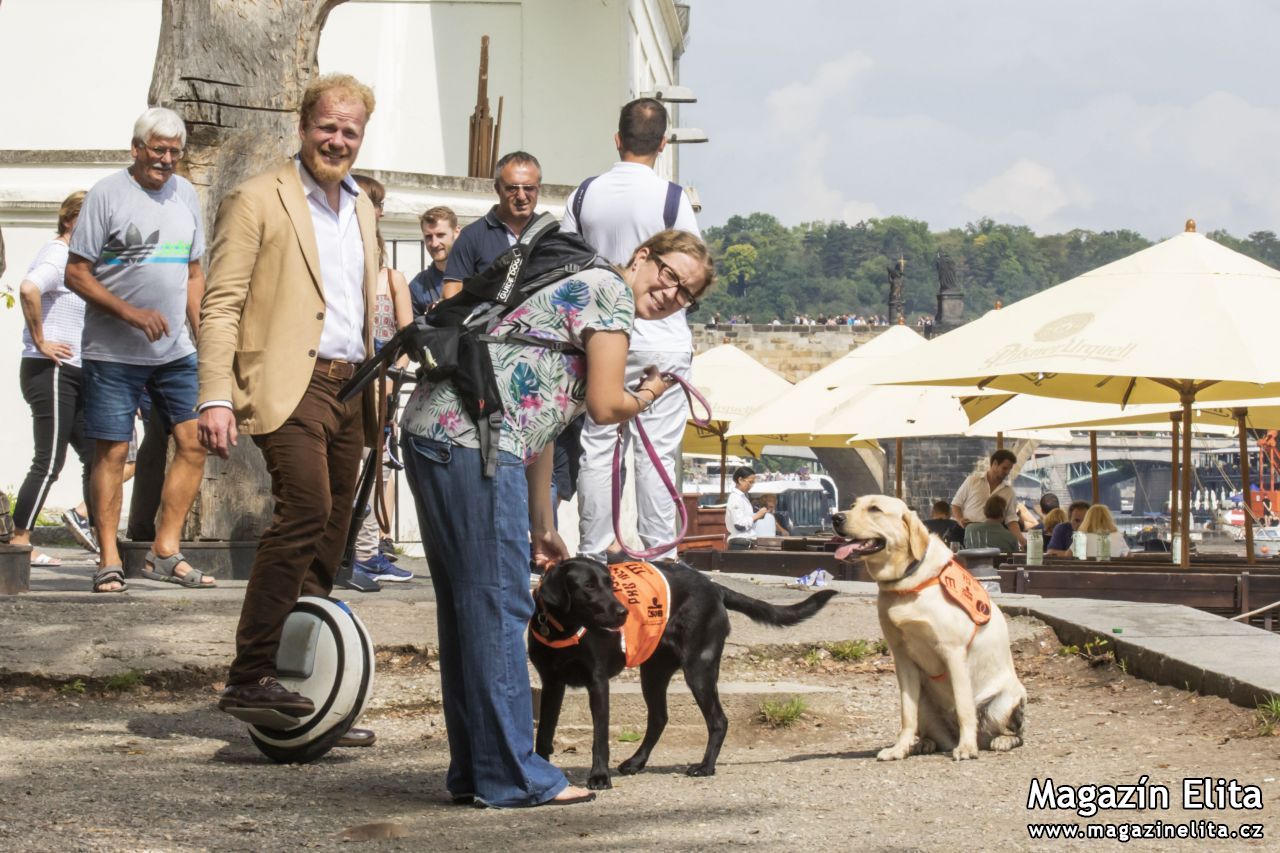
{"left": 891, "top": 560, "right": 992, "bottom": 681}
{"left": 609, "top": 561, "right": 671, "bottom": 668}
{"left": 531, "top": 561, "right": 671, "bottom": 668}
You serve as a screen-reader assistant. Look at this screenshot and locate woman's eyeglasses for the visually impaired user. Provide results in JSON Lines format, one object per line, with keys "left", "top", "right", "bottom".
{"left": 650, "top": 255, "right": 699, "bottom": 311}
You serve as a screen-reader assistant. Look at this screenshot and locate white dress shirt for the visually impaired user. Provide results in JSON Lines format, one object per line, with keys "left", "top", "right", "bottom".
{"left": 297, "top": 160, "right": 367, "bottom": 363}
{"left": 725, "top": 489, "right": 758, "bottom": 542}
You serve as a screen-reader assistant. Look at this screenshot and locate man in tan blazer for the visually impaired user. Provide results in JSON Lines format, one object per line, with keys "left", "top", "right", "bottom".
{"left": 197, "top": 74, "right": 381, "bottom": 722}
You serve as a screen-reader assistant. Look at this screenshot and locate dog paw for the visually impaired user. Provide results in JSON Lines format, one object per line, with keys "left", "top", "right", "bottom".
{"left": 989, "top": 734, "right": 1023, "bottom": 752}
{"left": 910, "top": 738, "right": 938, "bottom": 756}
{"left": 587, "top": 772, "right": 613, "bottom": 790}
{"left": 617, "top": 757, "right": 646, "bottom": 776}
{"left": 876, "top": 745, "right": 910, "bottom": 762}
{"left": 951, "top": 742, "right": 980, "bottom": 761}
{"left": 686, "top": 764, "right": 716, "bottom": 778}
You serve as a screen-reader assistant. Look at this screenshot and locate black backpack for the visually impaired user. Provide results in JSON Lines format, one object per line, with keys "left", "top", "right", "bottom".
{"left": 351, "top": 211, "right": 614, "bottom": 476}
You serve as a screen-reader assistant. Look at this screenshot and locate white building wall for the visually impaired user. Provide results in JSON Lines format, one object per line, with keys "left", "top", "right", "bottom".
{"left": 0, "top": 0, "right": 685, "bottom": 517}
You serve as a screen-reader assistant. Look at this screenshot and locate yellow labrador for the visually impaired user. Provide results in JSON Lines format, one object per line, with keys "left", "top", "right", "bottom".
{"left": 833, "top": 495, "right": 1026, "bottom": 761}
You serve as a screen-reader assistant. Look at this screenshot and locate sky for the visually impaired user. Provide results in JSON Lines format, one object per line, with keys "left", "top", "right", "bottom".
{"left": 678, "top": 0, "right": 1280, "bottom": 239}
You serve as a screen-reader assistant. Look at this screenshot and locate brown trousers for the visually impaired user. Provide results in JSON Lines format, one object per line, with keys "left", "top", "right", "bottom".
{"left": 228, "top": 370, "right": 365, "bottom": 685}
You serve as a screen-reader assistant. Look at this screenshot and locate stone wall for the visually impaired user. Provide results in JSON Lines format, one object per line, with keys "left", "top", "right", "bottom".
{"left": 691, "top": 323, "right": 882, "bottom": 382}
{"left": 896, "top": 436, "right": 993, "bottom": 513}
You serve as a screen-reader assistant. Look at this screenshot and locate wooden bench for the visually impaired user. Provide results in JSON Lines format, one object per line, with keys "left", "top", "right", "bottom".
{"left": 680, "top": 549, "right": 867, "bottom": 582}
{"left": 999, "top": 568, "right": 1240, "bottom": 612}
{"left": 1238, "top": 572, "right": 1280, "bottom": 631}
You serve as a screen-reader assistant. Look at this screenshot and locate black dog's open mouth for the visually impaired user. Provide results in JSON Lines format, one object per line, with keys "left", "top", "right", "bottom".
{"left": 833, "top": 538, "right": 886, "bottom": 562}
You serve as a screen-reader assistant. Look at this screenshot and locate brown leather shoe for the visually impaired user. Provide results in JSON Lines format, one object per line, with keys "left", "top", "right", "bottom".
{"left": 218, "top": 676, "right": 315, "bottom": 716}
{"left": 336, "top": 727, "right": 377, "bottom": 748}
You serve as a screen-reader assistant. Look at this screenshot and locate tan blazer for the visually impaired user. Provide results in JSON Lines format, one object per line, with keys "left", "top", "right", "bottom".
{"left": 198, "top": 161, "right": 380, "bottom": 442}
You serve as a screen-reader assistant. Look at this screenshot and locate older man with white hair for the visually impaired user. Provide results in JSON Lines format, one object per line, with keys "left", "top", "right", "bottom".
{"left": 65, "top": 106, "right": 212, "bottom": 594}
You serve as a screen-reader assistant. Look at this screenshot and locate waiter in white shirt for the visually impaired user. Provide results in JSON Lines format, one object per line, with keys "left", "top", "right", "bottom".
{"left": 563, "top": 97, "right": 700, "bottom": 561}
{"left": 724, "top": 466, "right": 767, "bottom": 550}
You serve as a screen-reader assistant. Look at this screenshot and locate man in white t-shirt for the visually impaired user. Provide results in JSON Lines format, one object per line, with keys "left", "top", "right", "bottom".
{"left": 950, "top": 448, "right": 1025, "bottom": 548}
{"left": 563, "top": 97, "right": 700, "bottom": 561}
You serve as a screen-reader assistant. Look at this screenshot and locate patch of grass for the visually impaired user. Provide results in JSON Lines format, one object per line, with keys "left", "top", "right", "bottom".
{"left": 104, "top": 670, "right": 145, "bottom": 692}
{"left": 57, "top": 678, "right": 86, "bottom": 696}
{"left": 617, "top": 730, "right": 642, "bottom": 743}
{"left": 827, "top": 640, "right": 875, "bottom": 662}
{"left": 759, "top": 696, "right": 807, "bottom": 728}
{"left": 1256, "top": 696, "right": 1280, "bottom": 735}
{"left": 801, "top": 647, "right": 823, "bottom": 667}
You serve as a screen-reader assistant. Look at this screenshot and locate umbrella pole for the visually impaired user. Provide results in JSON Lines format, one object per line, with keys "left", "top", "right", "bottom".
{"left": 1235, "top": 408, "right": 1255, "bottom": 565}
{"left": 1170, "top": 413, "right": 1180, "bottom": 556}
{"left": 996, "top": 431, "right": 1004, "bottom": 451}
{"left": 718, "top": 435, "right": 728, "bottom": 502}
{"left": 1090, "top": 431, "right": 1099, "bottom": 505}
{"left": 1181, "top": 394, "right": 1193, "bottom": 569}
{"left": 895, "top": 437, "right": 904, "bottom": 499}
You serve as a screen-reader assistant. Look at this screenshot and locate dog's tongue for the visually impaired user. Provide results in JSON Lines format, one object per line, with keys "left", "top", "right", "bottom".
{"left": 834, "top": 542, "right": 861, "bottom": 562}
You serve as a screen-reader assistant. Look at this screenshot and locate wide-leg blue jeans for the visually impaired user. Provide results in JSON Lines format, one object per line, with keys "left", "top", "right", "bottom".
{"left": 401, "top": 434, "right": 568, "bottom": 808}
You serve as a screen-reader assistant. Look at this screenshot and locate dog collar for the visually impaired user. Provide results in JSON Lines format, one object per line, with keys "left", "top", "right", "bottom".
{"left": 531, "top": 588, "right": 587, "bottom": 649}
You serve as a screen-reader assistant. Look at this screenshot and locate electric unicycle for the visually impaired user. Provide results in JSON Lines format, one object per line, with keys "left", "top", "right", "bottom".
{"left": 223, "top": 596, "right": 376, "bottom": 764}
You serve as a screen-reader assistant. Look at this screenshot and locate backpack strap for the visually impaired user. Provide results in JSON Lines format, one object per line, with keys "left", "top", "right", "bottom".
{"left": 663, "top": 181, "right": 683, "bottom": 229}
{"left": 518, "top": 210, "right": 560, "bottom": 249}
{"left": 477, "top": 332, "right": 580, "bottom": 352}
{"left": 571, "top": 176, "right": 597, "bottom": 225}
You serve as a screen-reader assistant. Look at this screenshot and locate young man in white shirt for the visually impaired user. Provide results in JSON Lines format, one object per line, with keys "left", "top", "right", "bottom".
{"left": 563, "top": 98, "right": 700, "bottom": 561}
{"left": 951, "top": 448, "right": 1025, "bottom": 549}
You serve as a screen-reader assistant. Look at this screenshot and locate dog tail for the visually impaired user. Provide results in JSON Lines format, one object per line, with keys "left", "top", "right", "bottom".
{"left": 716, "top": 586, "right": 838, "bottom": 627}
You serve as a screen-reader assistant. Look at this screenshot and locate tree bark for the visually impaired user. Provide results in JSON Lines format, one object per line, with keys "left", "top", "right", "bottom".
{"left": 150, "top": 0, "right": 348, "bottom": 225}
{"left": 149, "top": 0, "right": 348, "bottom": 540}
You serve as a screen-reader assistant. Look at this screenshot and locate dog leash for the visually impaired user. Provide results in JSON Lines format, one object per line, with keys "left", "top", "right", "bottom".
{"left": 612, "top": 372, "right": 712, "bottom": 560}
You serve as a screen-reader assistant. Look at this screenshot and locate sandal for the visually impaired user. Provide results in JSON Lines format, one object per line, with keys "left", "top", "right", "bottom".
{"left": 93, "top": 565, "right": 128, "bottom": 593}
{"left": 31, "top": 552, "right": 63, "bottom": 567}
{"left": 142, "top": 551, "right": 216, "bottom": 588}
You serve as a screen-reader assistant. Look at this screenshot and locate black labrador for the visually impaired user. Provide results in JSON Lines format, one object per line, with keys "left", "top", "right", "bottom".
{"left": 529, "top": 556, "right": 837, "bottom": 789}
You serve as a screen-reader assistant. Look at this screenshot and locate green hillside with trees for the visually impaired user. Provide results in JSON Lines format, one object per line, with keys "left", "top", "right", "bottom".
{"left": 700, "top": 214, "right": 1280, "bottom": 323}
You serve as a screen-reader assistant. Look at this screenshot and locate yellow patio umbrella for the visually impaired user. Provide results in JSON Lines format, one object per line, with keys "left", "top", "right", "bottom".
{"left": 814, "top": 384, "right": 1071, "bottom": 498}
{"left": 866, "top": 222, "right": 1280, "bottom": 565}
{"left": 684, "top": 344, "right": 794, "bottom": 496}
{"left": 726, "top": 324, "right": 925, "bottom": 449}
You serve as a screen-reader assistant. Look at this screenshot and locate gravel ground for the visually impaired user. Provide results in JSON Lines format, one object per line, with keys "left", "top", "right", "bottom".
{"left": 1, "top": 617, "right": 1277, "bottom": 851}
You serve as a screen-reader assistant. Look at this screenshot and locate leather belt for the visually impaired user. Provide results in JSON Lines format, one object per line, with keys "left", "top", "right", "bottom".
{"left": 314, "top": 358, "right": 360, "bottom": 381}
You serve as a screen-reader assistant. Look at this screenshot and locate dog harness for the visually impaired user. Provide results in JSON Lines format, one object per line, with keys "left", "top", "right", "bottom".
{"left": 531, "top": 561, "right": 671, "bottom": 668}
{"left": 887, "top": 560, "right": 992, "bottom": 681}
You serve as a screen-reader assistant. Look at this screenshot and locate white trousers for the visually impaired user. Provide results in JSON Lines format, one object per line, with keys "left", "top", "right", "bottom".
{"left": 576, "top": 349, "right": 692, "bottom": 561}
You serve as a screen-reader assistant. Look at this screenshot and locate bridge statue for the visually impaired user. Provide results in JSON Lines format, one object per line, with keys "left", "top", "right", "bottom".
{"left": 886, "top": 255, "right": 905, "bottom": 323}
{"left": 934, "top": 249, "right": 965, "bottom": 330}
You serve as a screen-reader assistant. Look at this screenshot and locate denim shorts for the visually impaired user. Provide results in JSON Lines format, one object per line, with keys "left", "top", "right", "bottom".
{"left": 82, "top": 353, "right": 198, "bottom": 441}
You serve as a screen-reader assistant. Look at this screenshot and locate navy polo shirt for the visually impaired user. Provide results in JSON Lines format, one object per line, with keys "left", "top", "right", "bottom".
{"left": 408, "top": 265, "right": 445, "bottom": 316}
{"left": 443, "top": 206, "right": 520, "bottom": 284}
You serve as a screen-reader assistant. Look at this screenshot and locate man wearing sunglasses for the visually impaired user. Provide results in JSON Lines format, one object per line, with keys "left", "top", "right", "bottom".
{"left": 441, "top": 151, "right": 542, "bottom": 300}
{"left": 562, "top": 97, "right": 701, "bottom": 563}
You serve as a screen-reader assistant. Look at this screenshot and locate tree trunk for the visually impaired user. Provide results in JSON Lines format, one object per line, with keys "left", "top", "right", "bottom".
{"left": 150, "top": 0, "right": 347, "bottom": 226}
{"left": 149, "top": 0, "right": 348, "bottom": 540}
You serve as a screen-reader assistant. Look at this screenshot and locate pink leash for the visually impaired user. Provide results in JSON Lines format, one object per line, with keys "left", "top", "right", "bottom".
{"left": 612, "top": 373, "right": 713, "bottom": 560}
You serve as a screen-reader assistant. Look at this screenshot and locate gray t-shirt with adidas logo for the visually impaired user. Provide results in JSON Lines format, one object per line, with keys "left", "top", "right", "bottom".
{"left": 69, "top": 168, "right": 205, "bottom": 365}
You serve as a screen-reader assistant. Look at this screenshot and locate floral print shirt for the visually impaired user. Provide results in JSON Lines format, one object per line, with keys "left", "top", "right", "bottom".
{"left": 400, "top": 267, "right": 635, "bottom": 460}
